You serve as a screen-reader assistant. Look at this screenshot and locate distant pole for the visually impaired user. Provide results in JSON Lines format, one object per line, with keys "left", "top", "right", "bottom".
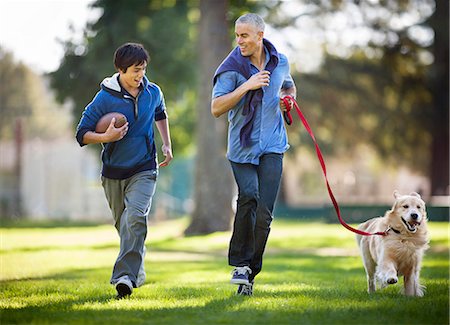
{"left": 13, "top": 117, "right": 23, "bottom": 217}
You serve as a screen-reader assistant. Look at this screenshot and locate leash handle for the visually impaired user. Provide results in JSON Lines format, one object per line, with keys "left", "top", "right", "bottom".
{"left": 281, "top": 95, "right": 386, "bottom": 237}
{"left": 281, "top": 97, "right": 293, "bottom": 125}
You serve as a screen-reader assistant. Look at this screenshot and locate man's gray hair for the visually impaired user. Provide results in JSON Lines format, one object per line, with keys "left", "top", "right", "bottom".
{"left": 236, "top": 13, "right": 265, "bottom": 32}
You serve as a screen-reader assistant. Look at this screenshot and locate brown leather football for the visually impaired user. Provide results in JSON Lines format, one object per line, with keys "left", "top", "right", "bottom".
{"left": 95, "top": 112, "right": 127, "bottom": 133}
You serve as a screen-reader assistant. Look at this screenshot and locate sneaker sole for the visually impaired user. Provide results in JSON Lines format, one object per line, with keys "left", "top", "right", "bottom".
{"left": 230, "top": 278, "right": 250, "bottom": 285}
{"left": 116, "top": 283, "right": 132, "bottom": 298}
{"left": 236, "top": 287, "right": 253, "bottom": 296}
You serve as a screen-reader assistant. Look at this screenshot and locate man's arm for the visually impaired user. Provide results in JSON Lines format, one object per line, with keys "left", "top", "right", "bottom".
{"left": 82, "top": 118, "right": 129, "bottom": 144}
{"left": 211, "top": 71, "right": 271, "bottom": 118}
{"left": 155, "top": 118, "right": 173, "bottom": 167}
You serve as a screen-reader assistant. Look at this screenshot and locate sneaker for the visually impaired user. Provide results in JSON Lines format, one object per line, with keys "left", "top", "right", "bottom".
{"left": 230, "top": 266, "right": 252, "bottom": 285}
{"left": 136, "top": 247, "right": 146, "bottom": 287}
{"left": 237, "top": 280, "right": 254, "bottom": 296}
{"left": 115, "top": 275, "right": 133, "bottom": 299}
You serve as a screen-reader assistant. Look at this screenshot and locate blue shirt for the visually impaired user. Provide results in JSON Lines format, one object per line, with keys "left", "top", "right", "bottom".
{"left": 212, "top": 48, "right": 295, "bottom": 165}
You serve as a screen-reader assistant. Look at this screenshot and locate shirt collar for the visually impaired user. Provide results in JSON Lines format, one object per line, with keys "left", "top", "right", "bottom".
{"left": 249, "top": 46, "right": 270, "bottom": 70}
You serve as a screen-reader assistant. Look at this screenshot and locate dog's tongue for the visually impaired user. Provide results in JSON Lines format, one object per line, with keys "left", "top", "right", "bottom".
{"left": 410, "top": 220, "right": 421, "bottom": 226}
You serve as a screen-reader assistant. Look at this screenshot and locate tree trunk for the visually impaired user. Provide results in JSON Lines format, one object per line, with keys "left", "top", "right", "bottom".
{"left": 429, "top": 0, "right": 449, "bottom": 195}
{"left": 185, "top": 0, "right": 234, "bottom": 235}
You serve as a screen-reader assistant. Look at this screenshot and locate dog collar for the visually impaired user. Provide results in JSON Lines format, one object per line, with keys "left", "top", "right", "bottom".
{"left": 386, "top": 226, "right": 401, "bottom": 234}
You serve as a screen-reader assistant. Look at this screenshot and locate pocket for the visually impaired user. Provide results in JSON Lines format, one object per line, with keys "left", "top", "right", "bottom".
{"left": 144, "top": 169, "right": 158, "bottom": 181}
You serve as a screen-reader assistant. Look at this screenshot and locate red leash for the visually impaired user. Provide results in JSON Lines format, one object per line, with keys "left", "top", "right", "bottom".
{"left": 281, "top": 95, "right": 386, "bottom": 236}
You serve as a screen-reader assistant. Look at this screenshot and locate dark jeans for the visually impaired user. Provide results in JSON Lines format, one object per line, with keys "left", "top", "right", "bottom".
{"left": 228, "top": 153, "right": 283, "bottom": 281}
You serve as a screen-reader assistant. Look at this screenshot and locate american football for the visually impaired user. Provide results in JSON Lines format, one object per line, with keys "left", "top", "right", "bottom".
{"left": 95, "top": 112, "right": 127, "bottom": 133}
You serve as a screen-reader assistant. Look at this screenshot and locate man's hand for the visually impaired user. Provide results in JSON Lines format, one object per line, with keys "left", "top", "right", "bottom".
{"left": 279, "top": 96, "right": 293, "bottom": 113}
{"left": 245, "top": 70, "right": 270, "bottom": 91}
{"left": 103, "top": 117, "right": 129, "bottom": 142}
{"left": 159, "top": 144, "right": 173, "bottom": 167}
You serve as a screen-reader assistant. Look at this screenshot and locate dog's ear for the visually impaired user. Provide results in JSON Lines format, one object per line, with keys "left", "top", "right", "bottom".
{"left": 390, "top": 200, "right": 398, "bottom": 212}
{"left": 391, "top": 190, "right": 402, "bottom": 212}
{"left": 409, "top": 192, "right": 421, "bottom": 199}
{"left": 393, "top": 190, "right": 401, "bottom": 199}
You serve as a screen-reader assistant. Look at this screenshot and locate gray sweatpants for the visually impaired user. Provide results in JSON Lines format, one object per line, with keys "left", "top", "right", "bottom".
{"left": 102, "top": 169, "right": 157, "bottom": 286}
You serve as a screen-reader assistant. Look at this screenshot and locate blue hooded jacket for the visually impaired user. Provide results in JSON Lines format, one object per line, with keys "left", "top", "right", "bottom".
{"left": 76, "top": 73, "right": 167, "bottom": 179}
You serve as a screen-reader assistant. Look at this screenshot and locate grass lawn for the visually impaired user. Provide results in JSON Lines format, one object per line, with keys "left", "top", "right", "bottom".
{"left": 1, "top": 218, "right": 448, "bottom": 324}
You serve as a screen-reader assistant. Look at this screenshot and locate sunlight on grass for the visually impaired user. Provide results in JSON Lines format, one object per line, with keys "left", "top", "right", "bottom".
{"left": 1, "top": 249, "right": 117, "bottom": 280}
{"left": 0, "top": 226, "right": 117, "bottom": 251}
{"left": 148, "top": 251, "right": 218, "bottom": 262}
{"left": 76, "top": 298, "right": 206, "bottom": 311}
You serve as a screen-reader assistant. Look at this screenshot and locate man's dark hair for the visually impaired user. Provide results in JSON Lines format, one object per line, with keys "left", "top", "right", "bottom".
{"left": 114, "top": 43, "right": 150, "bottom": 72}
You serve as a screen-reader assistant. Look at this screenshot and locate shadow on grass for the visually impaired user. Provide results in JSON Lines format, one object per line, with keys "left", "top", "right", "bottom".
{"left": 1, "top": 256, "right": 449, "bottom": 325}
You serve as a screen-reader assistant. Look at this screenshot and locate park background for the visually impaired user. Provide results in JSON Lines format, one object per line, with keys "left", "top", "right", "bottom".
{"left": 0, "top": 0, "right": 449, "bottom": 324}
{"left": 0, "top": 0, "right": 448, "bottom": 228}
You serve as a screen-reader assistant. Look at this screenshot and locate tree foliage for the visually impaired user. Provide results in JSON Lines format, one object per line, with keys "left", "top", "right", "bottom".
{"left": 265, "top": 0, "right": 448, "bottom": 195}
{"left": 50, "top": 0, "right": 199, "bottom": 155}
{"left": 293, "top": 52, "right": 431, "bottom": 172}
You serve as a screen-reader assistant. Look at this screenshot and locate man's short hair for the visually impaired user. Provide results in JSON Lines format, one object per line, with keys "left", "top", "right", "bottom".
{"left": 235, "top": 13, "right": 265, "bottom": 32}
{"left": 114, "top": 43, "right": 150, "bottom": 72}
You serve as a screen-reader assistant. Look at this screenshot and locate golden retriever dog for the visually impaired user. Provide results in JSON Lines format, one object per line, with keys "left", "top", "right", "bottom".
{"left": 356, "top": 191, "right": 429, "bottom": 296}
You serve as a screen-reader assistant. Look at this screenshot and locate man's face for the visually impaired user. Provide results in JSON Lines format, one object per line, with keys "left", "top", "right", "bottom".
{"left": 235, "top": 23, "right": 263, "bottom": 57}
{"left": 119, "top": 62, "right": 147, "bottom": 90}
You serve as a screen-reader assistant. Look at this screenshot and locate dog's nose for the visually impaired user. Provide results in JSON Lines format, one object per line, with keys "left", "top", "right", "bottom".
{"left": 411, "top": 213, "right": 419, "bottom": 220}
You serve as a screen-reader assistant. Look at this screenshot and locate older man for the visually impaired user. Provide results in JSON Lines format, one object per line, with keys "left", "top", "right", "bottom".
{"left": 212, "top": 13, "right": 296, "bottom": 296}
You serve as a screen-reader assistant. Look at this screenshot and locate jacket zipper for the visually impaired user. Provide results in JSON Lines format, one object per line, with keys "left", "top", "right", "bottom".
{"left": 123, "top": 87, "right": 142, "bottom": 120}
{"left": 123, "top": 95, "right": 138, "bottom": 120}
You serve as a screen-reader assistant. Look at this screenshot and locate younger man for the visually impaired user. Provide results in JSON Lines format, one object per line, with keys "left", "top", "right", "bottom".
{"left": 76, "top": 43, "right": 173, "bottom": 298}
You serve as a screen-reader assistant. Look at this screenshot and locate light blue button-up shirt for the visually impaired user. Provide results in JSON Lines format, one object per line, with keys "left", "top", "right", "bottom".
{"left": 212, "top": 48, "right": 295, "bottom": 165}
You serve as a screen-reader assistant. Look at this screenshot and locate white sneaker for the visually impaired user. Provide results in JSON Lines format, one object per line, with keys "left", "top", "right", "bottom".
{"left": 136, "top": 246, "right": 146, "bottom": 287}
{"left": 230, "top": 266, "right": 252, "bottom": 285}
{"left": 115, "top": 275, "right": 133, "bottom": 299}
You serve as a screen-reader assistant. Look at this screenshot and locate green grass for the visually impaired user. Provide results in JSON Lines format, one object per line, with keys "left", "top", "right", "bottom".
{"left": 1, "top": 218, "right": 448, "bottom": 324}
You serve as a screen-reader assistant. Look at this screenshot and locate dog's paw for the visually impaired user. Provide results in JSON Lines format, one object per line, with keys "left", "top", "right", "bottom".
{"left": 387, "top": 277, "right": 398, "bottom": 285}
{"left": 377, "top": 273, "right": 398, "bottom": 287}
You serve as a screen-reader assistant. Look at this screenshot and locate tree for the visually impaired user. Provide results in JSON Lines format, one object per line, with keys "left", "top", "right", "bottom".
{"left": 0, "top": 48, "right": 71, "bottom": 140}
{"left": 0, "top": 49, "right": 33, "bottom": 139}
{"left": 184, "top": 0, "right": 263, "bottom": 234}
{"left": 265, "top": 0, "right": 449, "bottom": 196}
{"left": 184, "top": 0, "right": 233, "bottom": 234}
{"left": 428, "top": 0, "right": 449, "bottom": 195}
{"left": 293, "top": 52, "right": 432, "bottom": 170}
